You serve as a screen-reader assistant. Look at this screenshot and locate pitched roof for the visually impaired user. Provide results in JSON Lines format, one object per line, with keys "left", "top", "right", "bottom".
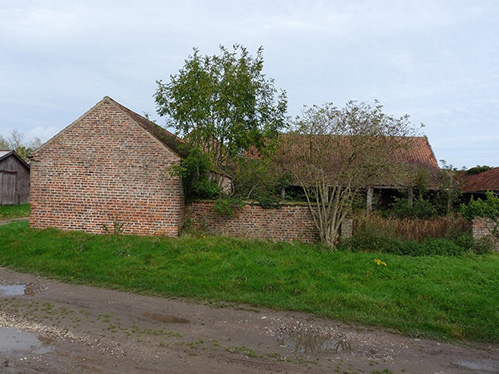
{"left": 277, "top": 135, "right": 441, "bottom": 188}
{"left": 390, "top": 136, "right": 441, "bottom": 185}
{"left": 458, "top": 167, "right": 499, "bottom": 192}
{"left": 106, "top": 97, "right": 188, "bottom": 158}
{"left": 0, "top": 150, "right": 30, "bottom": 170}
{"left": 32, "top": 96, "right": 188, "bottom": 159}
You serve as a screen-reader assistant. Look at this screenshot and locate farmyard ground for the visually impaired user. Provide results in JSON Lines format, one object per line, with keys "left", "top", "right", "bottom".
{"left": 0, "top": 267, "right": 497, "bottom": 374}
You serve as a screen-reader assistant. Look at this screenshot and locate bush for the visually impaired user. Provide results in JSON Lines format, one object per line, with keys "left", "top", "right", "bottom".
{"left": 340, "top": 212, "right": 474, "bottom": 256}
{"left": 353, "top": 211, "right": 470, "bottom": 242}
{"left": 453, "top": 232, "right": 474, "bottom": 250}
{"left": 472, "top": 236, "right": 495, "bottom": 255}
{"left": 390, "top": 197, "right": 438, "bottom": 219}
{"left": 251, "top": 196, "right": 281, "bottom": 209}
{"left": 338, "top": 227, "right": 401, "bottom": 253}
{"left": 170, "top": 148, "right": 221, "bottom": 200}
{"left": 214, "top": 197, "right": 245, "bottom": 217}
{"left": 339, "top": 234, "right": 470, "bottom": 256}
{"left": 461, "top": 191, "right": 499, "bottom": 221}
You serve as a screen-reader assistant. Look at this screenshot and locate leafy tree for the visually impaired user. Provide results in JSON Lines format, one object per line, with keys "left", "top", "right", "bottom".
{"left": 0, "top": 130, "right": 42, "bottom": 161}
{"left": 276, "top": 101, "right": 419, "bottom": 247}
{"left": 154, "top": 45, "right": 287, "bottom": 193}
{"left": 466, "top": 165, "right": 492, "bottom": 175}
{"left": 170, "top": 147, "right": 221, "bottom": 200}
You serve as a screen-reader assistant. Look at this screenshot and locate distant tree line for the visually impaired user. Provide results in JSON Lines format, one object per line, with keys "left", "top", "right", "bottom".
{"left": 0, "top": 130, "right": 42, "bottom": 162}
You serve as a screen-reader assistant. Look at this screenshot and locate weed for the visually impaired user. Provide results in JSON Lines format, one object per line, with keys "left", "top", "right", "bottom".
{"left": 103, "top": 220, "right": 125, "bottom": 236}
{"left": 1, "top": 220, "right": 498, "bottom": 343}
{"left": 225, "top": 345, "right": 259, "bottom": 358}
{"left": 256, "top": 258, "right": 276, "bottom": 267}
{"left": 0, "top": 204, "right": 30, "bottom": 219}
{"left": 187, "top": 339, "right": 205, "bottom": 349}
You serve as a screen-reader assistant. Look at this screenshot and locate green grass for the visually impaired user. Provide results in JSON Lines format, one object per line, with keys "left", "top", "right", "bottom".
{"left": 0, "top": 204, "right": 30, "bottom": 219}
{"left": 0, "top": 220, "right": 498, "bottom": 343}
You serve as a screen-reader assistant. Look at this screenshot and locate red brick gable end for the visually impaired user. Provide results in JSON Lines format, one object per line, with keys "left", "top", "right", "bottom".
{"left": 30, "top": 97, "right": 185, "bottom": 236}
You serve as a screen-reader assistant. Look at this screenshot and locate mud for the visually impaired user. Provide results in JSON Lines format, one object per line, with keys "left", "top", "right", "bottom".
{"left": 0, "top": 285, "right": 25, "bottom": 297}
{"left": 0, "top": 266, "right": 497, "bottom": 373}
{"left": 0, "top": 326, "right": 51, "bottom": 355}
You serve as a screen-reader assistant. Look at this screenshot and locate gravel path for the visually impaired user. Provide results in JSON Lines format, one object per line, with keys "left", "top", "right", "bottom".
{"left": 0, "top": 266, "right": 497, "bottom": 373}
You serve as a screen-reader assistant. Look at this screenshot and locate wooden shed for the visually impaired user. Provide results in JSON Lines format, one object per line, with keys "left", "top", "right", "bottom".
{"left": 0, "top": 150, "right": 30, "bottom": 205}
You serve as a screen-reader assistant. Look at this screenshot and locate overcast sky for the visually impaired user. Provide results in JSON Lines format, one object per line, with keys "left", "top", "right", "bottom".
{"left": 1, "top": 0, "right": 498, "bottom": 168}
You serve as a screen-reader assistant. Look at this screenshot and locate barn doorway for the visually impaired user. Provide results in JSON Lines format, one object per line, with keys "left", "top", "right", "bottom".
{"left": 0, "top": 172, "right": 18, "bottom": 205}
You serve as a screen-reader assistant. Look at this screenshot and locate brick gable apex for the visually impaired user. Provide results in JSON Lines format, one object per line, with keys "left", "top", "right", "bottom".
{"left": 32, "top": 96, "right": 186, "bottom": 160}
{"left": 29, "top": 96, "right": 185, "bottom": 236}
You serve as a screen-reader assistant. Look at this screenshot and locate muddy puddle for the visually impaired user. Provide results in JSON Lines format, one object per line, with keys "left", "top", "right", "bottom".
{"left": 455, "top": 359, "right": 499, "bottom": 373}
{"left": 0, "top": 326, "right": 51, "bottom": 355}
{"left": 0, "top": 285, "right": 26, "bottom": 297}
{"left": 144, "top": 313, "right": 189, "bottom": 324}
{"left": 0, "top": 283, "right": 42, "bottom": 297}
{"left": 278, "top": 331, "right": 351, "bottom": 355}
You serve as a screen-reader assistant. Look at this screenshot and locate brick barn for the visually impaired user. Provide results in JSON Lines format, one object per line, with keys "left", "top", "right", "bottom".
{"left": 30, "top": 96, "right": 186, "bottom": 236}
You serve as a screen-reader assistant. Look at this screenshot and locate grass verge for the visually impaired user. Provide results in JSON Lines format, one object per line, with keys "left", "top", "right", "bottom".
{"left": 0, "top": 204, "right": 30, "bottom": 219}
{"left": 0, "top": 221, "right": 498, "bottom": 343}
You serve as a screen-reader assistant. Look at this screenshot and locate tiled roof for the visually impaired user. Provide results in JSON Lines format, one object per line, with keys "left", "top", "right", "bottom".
{"left": 107, "top": 97, "right": 188, "bottom": 158}
{"left": 391, "top": 136, "right": 441, "bottom": 184}
{"left": 458, "top": 167, "right": 499, "bottom": 192}
{"left": 278, "top": 135, "right": 441, "bottom": 188}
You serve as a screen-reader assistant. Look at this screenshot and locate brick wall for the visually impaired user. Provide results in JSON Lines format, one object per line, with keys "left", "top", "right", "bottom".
{"left": 30, "top": 99, "right": 184, "bottom": 236}
{"left": 472, "top": 217, "right": 499, "bottom": 251}
{"left": 185, "top": 201, "right": 321, "bottom": 242}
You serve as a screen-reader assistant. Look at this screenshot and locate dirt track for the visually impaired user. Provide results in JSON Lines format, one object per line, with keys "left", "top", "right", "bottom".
{"left": 0, "top": 266, "right": 498, "bottom": 373}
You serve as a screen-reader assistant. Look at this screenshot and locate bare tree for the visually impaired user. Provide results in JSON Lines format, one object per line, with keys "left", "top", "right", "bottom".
{"left": 0, "top": 130, "right": 42, "bottom": 161}
{"left": 277, "top": 101, "right": 419, "bottom": 247}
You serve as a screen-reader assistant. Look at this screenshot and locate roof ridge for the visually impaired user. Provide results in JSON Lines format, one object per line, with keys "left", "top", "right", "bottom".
{"left": 104, "top": 97, "right": 188, "bottom": 159}
{"left": 0, "top": 149, "right": 30, "bottom": 169}
{"left": 32, "top": 96, "right": 188, "bottom": 159}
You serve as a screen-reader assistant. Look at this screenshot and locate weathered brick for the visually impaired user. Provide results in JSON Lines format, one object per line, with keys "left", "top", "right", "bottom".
{"left": 30, "top": 97, "right": 184, "bottom": 236}
{"left": 472, "top": 217, "right": 499, "bottom": 251}
{"left": 185, "top": 201, "right": 321, "bottom": 243}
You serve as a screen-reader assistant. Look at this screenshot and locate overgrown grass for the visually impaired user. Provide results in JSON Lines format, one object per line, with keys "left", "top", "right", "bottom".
{"left": 0, "top": 204, "right": 30, "bottom": 219}
{"left": 0, "top": 221, "right": 498, "bottom": 343}
{"left": 340, "top": 212, "right": 482, "bottom": 256}
{"left": 354, "top": 211, "right": 471, "bottom": 242}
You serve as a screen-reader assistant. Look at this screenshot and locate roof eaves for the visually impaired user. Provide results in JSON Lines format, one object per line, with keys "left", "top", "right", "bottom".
{"left": 0, "top": 150, "right": 30, "bottom": 169}
{"left": 104, "top": 97, "right": 188, "bottom": 159}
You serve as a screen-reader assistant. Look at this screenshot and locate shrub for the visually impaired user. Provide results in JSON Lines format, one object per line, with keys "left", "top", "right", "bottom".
{"left": 390, "top": 196, "right": 438, "bottom": 219}
{"left": 214, "top": 197, "right": 245, "bottom": 217}
{"left": 170, "top": 148, "right": 221, "bottom": 200}
{"left": 340, "top": 211, "right": 474, "bottom": 256}
{"left": 339, "top": 234, "right": 470, "bottom": 257}
{"left": 338, "top": 228, "right": 402, "bottom": 253}
{"left": 461, "top": 191, "right": 499, "bottom": 221}
{"left": 353, "top": 211, "right": 470, "bottom": 242}
{"left": 251, "top": 196, "right": 281, "bottom": 209}
{"left": 472, "top": 236, "right": 495, "bottom": 255}
{"left": 453, "top": 232, "right": 474, "bottom": 250}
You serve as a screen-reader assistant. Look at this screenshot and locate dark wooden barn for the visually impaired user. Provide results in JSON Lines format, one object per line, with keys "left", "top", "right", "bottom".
{"left": 0, "top": 150, "right": 30, "bottom": 205}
